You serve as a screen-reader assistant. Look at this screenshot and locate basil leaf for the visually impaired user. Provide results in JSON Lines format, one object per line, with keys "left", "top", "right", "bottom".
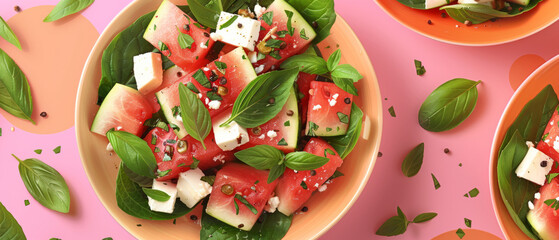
{"left": 418, "top": 78, "right": 480, "bottom": 132}
{"left": 401, "top": 143, "right": 424, "bottom": 177}
{"left": 441, "top": 1, "right": 542, "bottom": 24}
{"left": 331, "top": 64, "right": 363, "bottom": 82}
{"left": 456, "top": 228, "right": 466, "bottom": 239}
{"left": 261, "top": 12, "right": 274, "bottom": 26}
{"left": 332, "top": 77, "right": 358, "bottom": 96}
{"left": 396, "top": 0, "right": 426, "bottom": 9}
{"left": 499, "top": 85, "right": 558, "bottom": 153}
{"left": 234, "top": 145, "right": 284, "bottom": 170}
{"left": 464, "top": 218, "right": 472, "bottom": 228}
{"left": 179, "top": 84, "right": 212, "bottom": 149}
{"left": 177, "top": 27, "right": 195, "bottom": 49}
{"left": 43, "top": 0, "right": 94, "bottom": 22}
{"left": 200, "top": 175, "right": 216, "bottom": 186}
{"left": 192, "top": 69, "right": 211, "bottom": 89}
{"left": 0, "top": 49, "right": 34, "bottom": 123}
{"left": 200, "top": 210, "right": 292, "bottom": 240}
{"left": 284, "top": 10, "right": 295, "bottom": 36}
{"left": 123, "top": 165, "right": 152, "bottom": 188}
{"left": 280, "top": 54, "right": 328, "bottom": 75}
{"left": 219, "top": 15, "right": 238, "bottom": 30}
{"left": 107, "top": 130, "right": 157, "bottom": 178}
{"left": 285, "top": 152, "right": 329, "bottom": 171}
{"left": 325, "top": 103, "right": 363, "bottom": 159}
{"left": 497, "top": 131, "right": 540, "bottom": 239}
{"left": 414, "top": 59, "right": 426, "bottom": 76}
{"left": 412, "top": 212, "right": 437, "bottom": 223}
{"left": 186, "top": 0, "right": 222, "bottom": 29}
{"left": 13, "top": 155, "right": 70, "bottom": 213}
{"left": 396, "top": 206, "right": 406, "bottom": 220}
{"left": 0, "top": 17, "right": 21, "bottom": 49}
{"left": 268, "top": 163, "right": 286, "bottom": 184}
{"left": 142, "top": 188, "right": 171, "bottom": 202}
{"left": 431, "top": 173, "right": 441, "bottom": 190}
{"left": 235, "top": 194, "right": 258, "bottom": 215}
{"left": 375, "top": 216, "right": 407, "bottom": 236}
{"left": 286, "top": 0, "right": 335, "bottom": 43}
{"left": 222, "top": 68, "right": 299, "bottom": 128}
{"left": 116, "top": 163, "right": 193, "bottom": 220}
{"left": 326, "top": 49, "right": 341, "bottom": 72}
{"left": 0, "top": 201, "right": 26, "bottom": 240}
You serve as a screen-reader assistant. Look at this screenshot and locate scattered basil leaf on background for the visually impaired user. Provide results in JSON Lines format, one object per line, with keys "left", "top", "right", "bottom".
{"left": 325, "top": 103, "right": 364, "bottom": 159}
{"left": 418, "top": 78, "right": 481, "bottom": 132}
{"left": 412, "top": 212, "right": 437, "bottom": 223}
{"left": 222, "top": 68, "right": 299, "bottom": 128}
{"left": 0, "top": 201, "right": 27, "bottom": 240}
{"left": 200, "top": 210, "right": 292, "bottom": 240}
{"left": 467, "top": 188, "right": 479, "bottom": 198}
{"left": 431, "top": 173, "right": 440, "bottom": 190}
{"left": 401, "top": 143, "right": 424, "bottom": 177}
{"left": 116, "top": 163, "right": 193, "bottom": 220}
{"left": 0, "top": 16, "right": 22, "bottom": 49}
{"left": 464, "top": 218, "right": 472, "bottom": 228}
{"left": 53, "top": 146, "right": 61, "bottom": 154}
{"left": 376, "top": 207, "right": 437, "bottom": 236}
{"left": 414, "top": 59, "right": 425, "bottom": 76}
{"left": 107, "top": 130, "right": 157, "bottom": 178}
{"left": 179, "top": 84, "right": 212, "bottom": 149}
{"left": 43, "top": 0, "right": 95, "bottom": 22}
{"left": 142, "top": 188, "right": 171, "bottom": 202}
{"left": 456, "top": 228, "right": 466, "bottom": 239}
{"left": 0, "top": 48, "right": 34, "bottom": 124}
{"left": 286, "top": 0, "right": 335, "bottom": 43}
{"left": 13, "top": 154, "right": 70, "bottom": 213}
{"left": 24, "top": 200, "right": 30, "bottom": 206}
{"left": 34, "top": 149, "right": 42, "bottom": 154}
{"left": 388, "top": 106, "right": 396, "bottom": 117}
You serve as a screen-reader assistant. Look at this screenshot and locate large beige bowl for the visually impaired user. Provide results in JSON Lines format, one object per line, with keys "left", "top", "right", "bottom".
{"left": 490, "top": 55, "right": 559, "bottom": 239}
{"left": 75, "top": 0, "right": 382, "bottom": 239}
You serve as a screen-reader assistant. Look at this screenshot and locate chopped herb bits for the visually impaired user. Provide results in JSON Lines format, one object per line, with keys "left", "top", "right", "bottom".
{"left": 431, "top": 173, "right": 441, "bottom": 189}
{"left": 388, "top": 106, "right": 396, "bottom": 117}
{"left": 464, "top": 218, "right": 472, "bottom": 228}
{"left": 53, "top": 146, "right": 61, "bottom": 154}
{"left": 414, "top": 59, "right": 426, "bottom": 76}
{"left": 456, "top": 228, "right": 465, "bottom": 239}
{"left": 24, "top": 199, "right": 30, "bottom": 206}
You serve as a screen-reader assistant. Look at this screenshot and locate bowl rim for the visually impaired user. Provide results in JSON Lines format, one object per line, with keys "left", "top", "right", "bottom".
{"left": 372, "top": 0, "right": 559, "bottom": 47}
{"left": 489, "top": 54, "right": 559, "bottom": 239}
{"left": 75, "top": 1, "right": 383, "bottom": 239}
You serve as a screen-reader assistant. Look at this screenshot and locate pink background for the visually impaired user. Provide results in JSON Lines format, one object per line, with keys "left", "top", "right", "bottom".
{"left": 1, "top": 0, "right": 559, "bottom": 239}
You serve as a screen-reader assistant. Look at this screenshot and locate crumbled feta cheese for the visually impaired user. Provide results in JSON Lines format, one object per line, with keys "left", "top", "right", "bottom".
{"left": 133, "top": 52, "right": 163, "bottom": 95}
{"left": 198, "top": 93, "right": 203, "bottom": 99}
{"left": 264, "top": 196, "right": 280, "bottom": 213}
{"left": 254, "top": 4, "right": 266, "bottom": 17}
{"left": 106, "top": 143, "right": 113, "bottom": 152}
{"left": 516, "top": 147, "right": 554, "bottom": 185}
{"left": 215, "top": 12, "right": 261, "bottom": 51}
{"left": 213, "top": 154, "right": 226, "bottom": 163}
{"left": 314, "top": 183, "right": 319, "bottom": 188}
{"left": 203, "top": 67, "right": 210, "bottom": 72}
{"left": 177, "top": 169, "right": 212, "bottom": 208}
{"left": 267, "top": 130, "right": 277, "bottom": 139}
{"left": 205, "top": 98, "right": 210, "bottom": 105}
{"left": 293, "top": 170, "right": 298, "bottom": 173}
{"left": 535, "top": 192, "right": 541, "bottom": 199}
{"left": 551, "top": 120, "right": 555, "bottom": 126}
{"left": 328, "top": 99, "right": 337, "bottom": 107}
{"left": 116, "top": 126, "right": 123, "bottom": 131}
{"left": 556, "top": 197, "right": 559, "bottom": 201}
{"left": 200, "top": 42, "right": 208, "bottom": 49}
{"left": 255, "top": 65, "right": 265, "bottom": 74}
{"left": 554, "top": 136, "right": 559, "bottom": 152}
{"left": 258, "top": 134, "right": 265, "bottom": 139}
{"left": 210, "top": 32, "right": 222, "bottom": 41}
{"left": 213, "top": 113, "right": 250, "bottom": 151}
{"left": 318, "top": 184, "right": 328, "bottom": 192}
{"left": 176, "top": 115, "right": 183, "bottom": 123}
{"left": 526, "top": 141, "right": 535, "bottom": 148}
{"left": 208, "top": 100, "right": 221, "bottom": 110}
{"left": 293, "top": 44, "right": 297, "bottom": 48}
{"left": 248, "top": 51, "right": 258, "bottom": 63}
{"left": 528, "top": 201, "right": 534, "bottom": 210}
{"left": 313, "top": 105, "right": 322, "bottom": 110}
{"left": 148, "top": 180, "right": 178, "bottom": 214}
{"left": 332, "top": 93, "right": 339, "bottom": 100}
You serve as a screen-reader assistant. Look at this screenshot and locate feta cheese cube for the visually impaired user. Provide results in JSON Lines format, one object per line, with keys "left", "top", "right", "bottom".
{"left": 457, "top": 0, "right": 491, "bottom": 7}
{"left": 133, "top": 52, "right": 163, "bottom": 95}
{"left": 215, "top": 12, "right": 261, "bottom": 51}
{"left": 177, "top": 168, "right": 212, "bottom": 208}
{"left": 515, "top": 147, "right": 553, "bottom": 186}
{"left": 148, "top": 180, "right": 178, "bottom": 214}
{"left": 264, "top": 196, "right": 280, "bottom": 213}
{"left": 213, "top": 113, "right": 250, "bottom": 151}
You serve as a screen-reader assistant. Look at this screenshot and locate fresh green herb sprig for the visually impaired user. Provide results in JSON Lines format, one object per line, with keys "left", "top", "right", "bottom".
{"left": 43, "top": 0, "right": 95, "bottom": 22}
{"left": 234, "top": 145, "right": 330, "bottom": 183}
{"left": 280, "top": 49, "right": 363, "bottom": 96}
{"left": 0, "top": 16, "right": 22, "bottom": 49}
{"left": 376, "top": 207, "right": 437, "bottom": 236}
{"left": 414, "top": 59, "right": 426, "bottom": 76}
{"left": 177, "top": 26, "right": 195, "bottom": 49}
{"left": 402, "top": 143, "right": 424, "bottom": 177}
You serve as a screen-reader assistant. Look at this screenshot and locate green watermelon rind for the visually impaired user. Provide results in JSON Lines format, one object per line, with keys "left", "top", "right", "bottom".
{"left": 270, "top": 0, "right": 317, "bottom": 41}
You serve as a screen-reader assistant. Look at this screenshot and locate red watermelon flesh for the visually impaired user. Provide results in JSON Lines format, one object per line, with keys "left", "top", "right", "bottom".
{"left": 144, "top": 125, "right": 192, "bottom": 181}
{"left": 146, "top": 66, "right": 188, "bottom": 112}
{"left": 143, "top": 0, "right": 213, "bottom": 72}
{"left": 206, "top": 163, "right": 278, "bottom": 231}
{"left": 528, "top": 178, "right": 559, "bottom": 240}
{"left": 275, "top": 138, "right": 343, "bottom": 216}
{"left": 306, "top": 81, "right": 353, "bottom": 137}
{"left": 297, "top": 72, "right": 315, "bottom": 125}
{"left": 184, "top": 133, "right": 235, "bottom": 171}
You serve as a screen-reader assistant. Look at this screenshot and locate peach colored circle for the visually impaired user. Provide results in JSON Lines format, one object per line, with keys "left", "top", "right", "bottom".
{"left": 432, "top": 229, "right": 502, "bottom": 240}
{"left": 0, "top": 6, "right": 99, "bottom": 134}
{"left": 509, "top": 54, "right": 546, "bottom": 91}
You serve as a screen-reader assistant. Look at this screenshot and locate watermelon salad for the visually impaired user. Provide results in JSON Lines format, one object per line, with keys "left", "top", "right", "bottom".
{"left": 91, "top": 0, "right": 368, "bottom": 238}
{"left": 497, "top": 85, "right": 559, "bottom": 240}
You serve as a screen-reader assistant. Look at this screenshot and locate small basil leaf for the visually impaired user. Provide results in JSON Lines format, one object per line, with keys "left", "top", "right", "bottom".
{"left": 284, "top": 10, "right": 295, "bottom": 36}
{"left": 142, "top": 188, "right": 171, "bottom": 202}
{"left": 286, "top": 0, "right": 335, "bottom": 43}
{"left": 219, "top": 15, "right": 238, "bottom": 30}
{"left": 268, "top": 163, "right": 286, "bottom": 184}
{"left": 418, "top": 78, "right": 480, "bottom": 132}
{"left": 177, "top": 27, "right": 195, "bottom": 49}
{"left": 13, "top": 155, "right": 70, "bottom": 213}
{"left": 235, "top": 194, "right": 258, "bottom": 215}
{"left": 200, "top": 175, "right": 215, "bottom": 186}
{"left": 326, "top": 49, "right": 341, "bottom": 72}
{"left": 401, "top": 143, "right": 424, "bottom": 177}
{"left": 116, "top": 163, "right": 193, "bottom": 220}
{"left": 280, "top": 54, "right": 328, "bottom": 75}
{"left": 331, "top": 64, "right": 363, "bottom": 82}
{"left": 107, "top": 130, "right": 157, "bottom": 178}
{"left": 179, "top": 84, "right": 212, "bottom": 149}
{"left": 186, "top": 0, "right": 222, "bottom": 29}
{"left": 234, "top": 145, "right": 284, "bottom": 170}
{"left": 325, "top": 103, "right": 363, "bottom": 159}
{"left": 285, "top": 152, "right": 329, "bottom": 171}
{"left": 431, "top": 173, "right": 441, "bottom": 190}
{"left": 395, "top": 0, "right": 426, "bottom": 9}
{"left": 222, "top": 68, "right": 299, "bottom": 128}
{"left": 375, "top": 216, "right": 408, "bottom": 236}
{"left": 43, "top": 0, "right": 95, "bottom": 22}
{"left": 0, "top": 49, "right": 34, "bottom": 123}
{"left": 0, "top": 201, "right": 26, "bottom": 240}
{"left": 441, "top": 1, "right": 542, "bottom": 25}
{"left": 331, "top": 77, "right": 358, "bottom": 96}
{"left": 414, "top": 60, "right": 426, "bottom": 76}
{"left": 200, "top": 210, "right": 292, "bottom": 240}
{"left": 396, "top": 206, "right": 406, "bottom": 221}
{"left": 412, "top": 212, "right": 437, "bottom": 223}
{"left": 464, "top": 218, "right": 472, "bottom": 228}
{"left": 123, "top": 165, "right": 152, "bottom": 188}
{"left": 0, "top": 17, "right": 22, "bottom": 49}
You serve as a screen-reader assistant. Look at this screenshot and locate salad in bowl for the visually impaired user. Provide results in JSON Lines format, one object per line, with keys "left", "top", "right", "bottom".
{"left": 84, "top": 0, "right": 373, "bottom": 238}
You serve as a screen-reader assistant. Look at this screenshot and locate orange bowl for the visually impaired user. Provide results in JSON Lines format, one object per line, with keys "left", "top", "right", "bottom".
{"left": 374, "top": 0, "right": 559, "bottom": 46}
{"left": 75, "top": 0, "right": 383, "bottom": 239}
{"left": 490, "top": 55, "right": 559, "bottom": 239}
